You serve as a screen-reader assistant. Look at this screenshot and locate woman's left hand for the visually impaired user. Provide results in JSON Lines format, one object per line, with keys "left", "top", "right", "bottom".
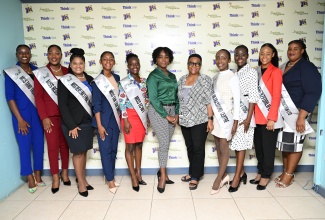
{"left": 266, "top": 120, "right": 275, "bottom": 131}
{"left": 171, "top": 115, "right": 179, "bottom": 126}
{"left": 207, "top": 120, "right": 214, "bottom": 132}
{"left": 296, "top": 117, "right": 306, "bottom": 133}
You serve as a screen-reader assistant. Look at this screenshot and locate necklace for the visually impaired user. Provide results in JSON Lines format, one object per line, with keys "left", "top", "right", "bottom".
{"left": 77, "top": 74, "right": 85, "bottom": 79}
{"left": 22, "top": 66, "right": 32, "bottom": 73}
{"left": 50, "top": 65, "right": 62, "bottom": 72}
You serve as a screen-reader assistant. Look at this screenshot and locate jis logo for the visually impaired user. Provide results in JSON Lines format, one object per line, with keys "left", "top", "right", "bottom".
{"left": 212, "top": 22, "right": 220, "bottom": 28}
{"left": 88, "top": 42, "right": 95, "bottom": 49}
{"left": 29, "top": 43, "right": 36, "bottom": 50}
{"left": 63, "top": 34, "right": 70, "bottom": 41}
{"left": 213, "top": 40, "right": 221, "bottom": 47}
{"left": 124, "top": 32, "right": 132, "bottom": 39}
{"left": 301, "top": 0, "right": 308, "bottom": 7}
{"left": 85, "top": 5, "right": 93, "bottom": 12}
{"left": 26, "top": 25, "right": 34, "bottom": 32}
{"left": 189, "top": 49, "right": 196, "bottom": 55}
{"left": 251, "top": 48, "right": 258, "bottom": 55}
{"left": 61, "top": 14, "right": 69, "bottom": 21}
{"left": 252, "top": 11, "right": 259, "bottom": 18}
{"left": 188, "top": 12, "right": 195, "bottom": 19}
{"left": 278, "top": 56, "right": 282, "bottom": 62}
{"left": 125, "top": 50, "right": 132, "bottom": 56}
{"left": 213, "top": 4, "right": 220, "bottom": 10}
{"left": 276, "top": 20, "right": 283, "bottom": 26}
{"left": 276, "top": 38, "right": 283, "bottom": 45}
{"left": 251, "top": 30, "right": 259, "bottom": 37}
{"left": 249, "top": 154, "right": 256, "bottom": 159}
{"left": 124, "top": 13, "right": 131, "bottom": 20}
{"left": 149, "top": 23, "right": 157, "bottom": 30}
{"left": 88, "top": 60, "right": 96, "bottom": 66}
{"left": 30, "top": 61, "right": 37, "bottom": 66}
{"left": 213, "top": 59, "right": 217, "bottom": 65}
{"left": 149, "top": 5, "right": 157, "bottom": 11}
{"left": 86, "top": 24, "right": 93, "bottom": 31}
{"left": 25, "top": 6, "right": 33, "bottom": 13}
{"left": 188, "top": 31, "right": 195, "bottom": 38}
{"left": 277, "top": 1, "right": 284, "bottom": 8}
{"left": 299, "top": 19, "right": 307, "bottom": 26}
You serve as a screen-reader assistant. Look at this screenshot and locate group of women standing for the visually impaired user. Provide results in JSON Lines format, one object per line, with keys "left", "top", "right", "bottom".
{"left": 4, "top": 39, "right": 321, "bottom": 197}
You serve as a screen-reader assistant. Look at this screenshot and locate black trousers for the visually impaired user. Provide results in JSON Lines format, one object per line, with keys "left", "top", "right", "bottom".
{"left": 254, "top": 125, "right": 280, "bottom": 178}
{"left": 181, "top": 122, "right": 208, "bottom": 180}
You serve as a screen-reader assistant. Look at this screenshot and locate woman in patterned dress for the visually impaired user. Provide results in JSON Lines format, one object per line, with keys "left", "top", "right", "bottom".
{"left": 228, "top": 45, "right": 259, "bottom": 192}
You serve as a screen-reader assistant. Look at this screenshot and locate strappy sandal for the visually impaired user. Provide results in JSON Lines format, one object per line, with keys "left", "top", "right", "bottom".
{"left": 181, "top": 175, "right": 191, "bottom": 182}
{"left": 276, "top": 172, "right": 295, "bottom": 188}
{"left": 274, "top": 169, "right": 286, "bottom": 183}
{"left": 189, "top": 181, "right": 198, "bottom": 190}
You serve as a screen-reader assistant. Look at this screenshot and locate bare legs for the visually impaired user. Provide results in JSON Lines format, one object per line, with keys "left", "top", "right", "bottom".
{"left": 231, "top": 150, "right": 246, "bottom": 187}
{"left": 125, "top": 142, "right": 144, "bottom": 188}
{"left": 73, "top": 152, "right": 87, "bottom": 193}
{"left": 212, "top": 137, "right": 229, "bottom": 190}
{"left": 277, "top": 151, "right": 302, "bottom": 186}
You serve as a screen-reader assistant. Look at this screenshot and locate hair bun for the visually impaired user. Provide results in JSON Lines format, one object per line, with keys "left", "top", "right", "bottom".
{"left": 70, "top": 48, "right": 85, "bottom": 56}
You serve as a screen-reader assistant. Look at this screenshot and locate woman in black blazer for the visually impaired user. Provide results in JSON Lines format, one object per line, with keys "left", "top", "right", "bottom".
{"left": 58, "top": 48, "right": 94, "bottom": 197}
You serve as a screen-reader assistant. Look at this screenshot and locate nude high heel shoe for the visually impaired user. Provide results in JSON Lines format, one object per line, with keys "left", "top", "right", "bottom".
{"left": 210, "top": 175, "right": 230, "bottom": 195}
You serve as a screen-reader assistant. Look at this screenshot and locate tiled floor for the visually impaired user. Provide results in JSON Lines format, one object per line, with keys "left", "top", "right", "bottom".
{"left": 1, "top": 172, "right": 325, "bottom": 220}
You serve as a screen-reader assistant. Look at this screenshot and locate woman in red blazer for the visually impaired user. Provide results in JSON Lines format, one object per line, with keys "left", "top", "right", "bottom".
{"left": 34, "top": 45, "right": 71, "bottom": 194}
{"left": 250, "top": 43, "right": 283, "bottom": 190}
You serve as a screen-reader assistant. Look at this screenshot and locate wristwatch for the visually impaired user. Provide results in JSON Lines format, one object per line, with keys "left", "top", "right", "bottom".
{"left": 208, "top": 116, "right": 213, "bottom": 121}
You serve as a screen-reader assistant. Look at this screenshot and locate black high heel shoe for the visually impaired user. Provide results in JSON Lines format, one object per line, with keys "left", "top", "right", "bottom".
{"left": 60, "top": 172, "right": 71, "bottom": 186}
{"left": 79, "top": 190, "right": 88, "bottom": 197}
{"left": 249, "top": 179, "right": 260, "bottom": 184}
{"left": 229, "top": 172, "right": 247, "bottom": 185}
{"left": 228, "top": 182, "right": 241, "bottom": 193}
{"left": 157, "top": 170, "right": 174, "bottom": 184}
{"left": 76, "top": 178, "right": 94, "bottom": 190}
{"left": 138, "top": 180, "right": 147, "bottom": 185}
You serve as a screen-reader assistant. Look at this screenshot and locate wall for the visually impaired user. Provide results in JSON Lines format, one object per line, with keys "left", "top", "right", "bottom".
{"left": 21, "top": 0, "right": 324, "bottom": 172}
{"left": 0, "top": 1, "right": 25, "bottom": 200}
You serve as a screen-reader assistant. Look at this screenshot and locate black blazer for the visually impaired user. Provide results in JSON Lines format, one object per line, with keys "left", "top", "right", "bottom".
{"left": 58, "top": 73, "right": 94, "bottom": 130}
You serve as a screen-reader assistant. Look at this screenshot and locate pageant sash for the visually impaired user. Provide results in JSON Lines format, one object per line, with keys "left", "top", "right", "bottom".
{"left": 33, "top": 67, "right": 59, "bottom": 105}
{"left": 60, "top": 74, "right": 92, "bottom": 116}
{"left": 257, "top": 78, "right": 284, "bottom": 128}
{"left": 279, "top": 84, "right": 313, "bottom": 135}
{"left": 93, "top": 74, "right": 120, "bottom": 129}
{"left": 211, "top": 73, "right": 234, "bottom": 141}
{"left": 120, "top": 77, "right": 147, "bottom": 133}
{"left": 4, "top": 65, "right": 35, "bottom": 106}
{"left": 239, "top": 94, "right": 256, "bottom": 127}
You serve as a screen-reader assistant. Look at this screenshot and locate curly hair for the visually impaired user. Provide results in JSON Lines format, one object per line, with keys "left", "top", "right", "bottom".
{"left": 152, "top": 47, "right": 174, "bottom": 64}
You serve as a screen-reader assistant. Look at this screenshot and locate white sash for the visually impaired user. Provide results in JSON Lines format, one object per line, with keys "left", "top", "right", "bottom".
{"left": 33, "top": 67, "right": 59, "bottom": 105}
{"left": 120, "top": 77, "right": 147, "bottom": 133}
{"left": 280, "top": 84, "right": 314, "bottom": 135}
{"left": 4, "top": 65, "right": 35, "bottom": 106}
{"left": 239, "top": 94, "right": 256, "bottom": 127}
{"left": 93, "top": 74, "right": 120, "bottom": 129}
{"left": 60, "top": 74, "right": 92, "bottom": 116}
{"left": 257, "top": 78, "right": 284, "bottom": 128}
{"left": 211, "top": 73, "right": 234, "bottom": 141}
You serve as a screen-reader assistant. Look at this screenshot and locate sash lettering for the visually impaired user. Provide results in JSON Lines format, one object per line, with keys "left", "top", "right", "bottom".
{"left": 93, "top": 74, "right": 120, "bottom": 129}
{"left": 60, "top": 74, "right": 92, "bottom": 116}
{"left": 120, "top": 77, "right": 147, "bottom": 133}
{"left": 239, "top": 94, "right": 256, "bottom": 127}
{"left": 34, "top": 67, "right": 59, "bottom": 105}
{"left": 211, "top": 73, "right": 234, "bottom": 141}
{"left": 4, "top": 65, "right": 35, "bottom": 106}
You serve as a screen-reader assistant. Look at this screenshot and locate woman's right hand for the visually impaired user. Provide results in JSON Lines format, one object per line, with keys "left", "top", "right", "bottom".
{"left": 69, "top": 127, "right": 81, "bottom": 139}
{"left": 42, "top": 118, "right": 54, "bottom": 133}
{"left": 98, "top": 125, "right": 108, "bottom": 141}
{"left": 123, "top": 119, "right": 132, "bottom": 134}
{"left": 166, "top": 115, "right": 177, "bottom": 125}
{"left": 18, "top": 118, "right": 30, "bottom": 135}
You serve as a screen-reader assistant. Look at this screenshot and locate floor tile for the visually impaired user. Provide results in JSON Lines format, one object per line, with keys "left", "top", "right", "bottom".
{"left": 104, "top": 199, "right": 151, "bottom": 220}
{"left": 235, "top": 197, "right": 291, "bottom": 219}
{"left": 152, "top": 181, "right": 192, "bottom": 199}
{"left": 36, "top": 184, "right": 77, "bottom": 201}
{"left": 59, "top": 201, "right": 110, "bottom": 220}
{"left": 15, "top": 200, "right": 70, "bottom": 220}
{"left": 113, "top": 183, "right": 154, "bottom": 200}
{"left": 194, "top": 198, "right": 244, "bottom": 220}
{"left": 266, "top": 181, "right": 313, "bottom": 197}
{"left": 191, "top": 182, "right": 232, "bottom": 199}
{"left": 276, "top": 196, "right": 325, "bottom": 219}
{"left": 229, "top": 182, "right": 273, "bottom": 198}
{"left": 6, "top": 184, "right": 49, "bottom": 201}
{"left": 0, "top": 200, "right": 31, "bottom": 220}
{"left": 151, "top": 199, "right": 196, "bottom": 220}
{"left": 120, "top": 174, "right": 155, "bottom": 185}
{"left": 88, "top": 175, "right": 122, "bottom": 185}
{"left": 74, "top": 184, "right": 114, "bottom": 200}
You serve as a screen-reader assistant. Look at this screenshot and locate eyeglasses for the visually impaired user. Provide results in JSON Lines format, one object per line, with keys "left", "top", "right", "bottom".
{"left": 188, "top": 62, "right": 201, "bottom": 67}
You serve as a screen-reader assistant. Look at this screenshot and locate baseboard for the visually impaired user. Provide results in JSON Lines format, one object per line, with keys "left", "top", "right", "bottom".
{"left": 316, "top": 185, "right": 325, "bottom": 198}
{"left": 41, "top": 164, "right": 314, "bottom": 176}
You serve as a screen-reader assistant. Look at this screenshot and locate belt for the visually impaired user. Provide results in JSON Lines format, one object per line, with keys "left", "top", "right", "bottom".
{"left": 162, "top": 103, "right": 175, "bottom": 106}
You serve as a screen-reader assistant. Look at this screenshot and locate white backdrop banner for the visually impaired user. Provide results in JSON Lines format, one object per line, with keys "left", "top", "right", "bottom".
{"left": 22, "top": 0, "right": 324, "bottom": 169}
